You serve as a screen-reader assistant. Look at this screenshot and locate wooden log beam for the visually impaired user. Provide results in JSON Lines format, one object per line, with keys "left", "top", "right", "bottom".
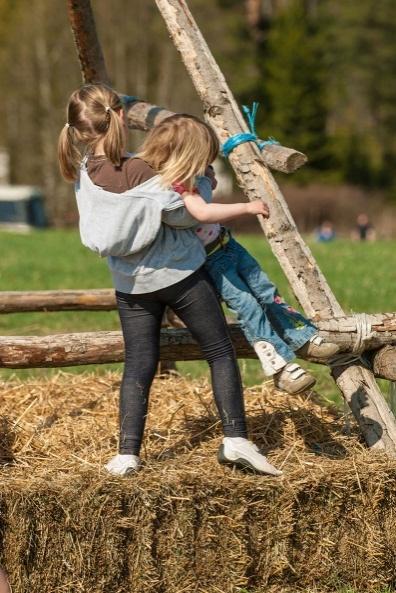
{"left": 0, "top": 327, "right": 241, "bottom": 368}
{"left": 123, "top": 98, "right": 307, "bottom": 173}
{"left": 0, "top": 290, "right": 116, "bottom": 313}
{"left": 370, "top": 346, "right": 396, "bottom": 382}
{"left": 1, "top": 291, "right": 395, "bottom": 349}
{"left": 66, "top": 0, "right": 306, "bottom": 174}
{"left": 154, "top": 0, "right": 396, "bottom": 455}
{"left": 1, "top": 291, "right": 396, "bottom": 345}
{"left": 0, "top": 325, "right": 395, "bottom": 378}
{"left": 317, "top": 314, "right": 396, "bottom": 351}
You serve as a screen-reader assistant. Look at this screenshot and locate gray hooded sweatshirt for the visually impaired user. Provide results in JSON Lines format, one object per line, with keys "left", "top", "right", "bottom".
{"left": 75, "top": 159, "right": 210, "bottom": 294}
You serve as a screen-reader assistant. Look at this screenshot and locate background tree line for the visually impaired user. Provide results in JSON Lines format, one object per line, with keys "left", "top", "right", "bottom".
{"left": 0, "top": 0, "right": 395, "bottom": 226}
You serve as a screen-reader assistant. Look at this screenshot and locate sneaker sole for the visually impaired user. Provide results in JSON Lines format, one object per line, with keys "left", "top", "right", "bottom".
{"left": 105, "top": 466, "right": 140, "bottom": 476}
{"left": 217, "top": 445, "right": 281, "bottom": 476}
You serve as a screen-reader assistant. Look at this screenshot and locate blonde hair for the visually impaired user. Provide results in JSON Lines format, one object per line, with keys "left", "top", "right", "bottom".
{"left": 137, "top": 114, "right": 219, "bottom": 190}
{"left": 58, "top": 84, "right": 124, "bottom": 182}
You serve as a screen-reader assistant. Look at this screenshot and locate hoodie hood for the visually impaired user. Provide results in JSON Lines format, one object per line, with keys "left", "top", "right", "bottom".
{"left": 75, "top": 161, "right": 186, "bottom": 258}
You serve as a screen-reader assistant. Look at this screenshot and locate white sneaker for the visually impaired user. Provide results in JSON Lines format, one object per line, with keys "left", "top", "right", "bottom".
{"left": 273, "top": 362, "right": 316, "bottom": 394}
{"left": 105, "top": 454, "right": 141, "bottom": 476}
{"left": 253, "top": 341, "right": 288, "bottom": 376}
{"left": 218, "top": 437, "right": 283, "bottom": 476}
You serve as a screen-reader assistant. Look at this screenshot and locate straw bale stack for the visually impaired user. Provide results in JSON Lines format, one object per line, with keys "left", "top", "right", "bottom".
{"left": 0, "top": 371, "right": 395, "bottom": 593}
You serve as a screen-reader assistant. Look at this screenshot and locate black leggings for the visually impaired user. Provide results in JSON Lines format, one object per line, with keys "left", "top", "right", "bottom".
{"left": 116, "top": 267, "right": 248, "bottom": 455}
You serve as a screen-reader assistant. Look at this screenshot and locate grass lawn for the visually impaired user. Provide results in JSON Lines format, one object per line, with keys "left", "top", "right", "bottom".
{"left": 1, "top": 229, "right": 395, "bottom": 404}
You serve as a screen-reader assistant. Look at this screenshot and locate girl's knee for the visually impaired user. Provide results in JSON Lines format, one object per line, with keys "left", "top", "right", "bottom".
{"left": 203, "top": 341, "right": 236, "bottom": 365}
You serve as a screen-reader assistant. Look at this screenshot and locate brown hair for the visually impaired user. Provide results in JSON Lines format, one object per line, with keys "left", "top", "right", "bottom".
{"left": 57, "top": 84, "right": 124, "bottom": 182}
{"left": 137, "top": 114, "right": 219, "bottom": 190}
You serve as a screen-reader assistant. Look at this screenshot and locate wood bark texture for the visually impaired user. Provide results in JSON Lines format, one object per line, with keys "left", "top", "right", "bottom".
{"left": 0, "top": 290, "right": 116, "bottom": 312}
{"left": 66, "top": 0, "right": 306, "bottom": 174}
{"left": 124, "top": 98, "right": 307, "bottom": 173}
{"left": 2, "top": 290, "right": 396, "bottom": 348}
{"left": 154, "top": 0, "right": 396, "bottom": 455}
{"left": 331, "top": 364, "right": 396, "bottom": 451}
{"left": 370, "top": 346, "right": 396, "bottom": 381}
{"left": 1, "top": 325, "right": 395, "bottom": 381}
{"left": 66, "top": 0, "right": 110, "bottom": 85}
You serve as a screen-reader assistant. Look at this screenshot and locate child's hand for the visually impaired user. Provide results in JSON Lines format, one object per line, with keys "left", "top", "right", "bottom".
{"left": 246, "top": 200, "right": 270, "bottom": 218}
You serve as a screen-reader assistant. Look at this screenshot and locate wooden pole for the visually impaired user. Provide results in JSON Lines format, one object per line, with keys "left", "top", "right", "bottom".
{"left": 0, "top": 290, "right": 116, "bottom": 312}
{"left": 154, "top": 0, "right": 396, "bottom": 454}
{"left": 65, "top": 0, "right": 306, "bottom": 175}
{"left": 66, "top": 0, "right": 110, "bottom": 85}
{"left": 1, "top": 291, "right": 396, "bottom": 348}
{"left": 1, "top": 326, "right": 395, "bottom": 379}
{"left": 371, "top": 346, "right": 396, "bottom": 381}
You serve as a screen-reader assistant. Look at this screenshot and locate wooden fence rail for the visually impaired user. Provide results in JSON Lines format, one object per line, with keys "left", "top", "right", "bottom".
{"left": 0, "top": 290, "right": 116, "bottom": 313}
{"left": 1, "top": 321, "right": 395, "bottom": 380}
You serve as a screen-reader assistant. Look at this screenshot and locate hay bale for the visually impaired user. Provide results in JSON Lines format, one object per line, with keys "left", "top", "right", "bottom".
{"left": 0, "top": 371, "right": 395, "bottom": 593}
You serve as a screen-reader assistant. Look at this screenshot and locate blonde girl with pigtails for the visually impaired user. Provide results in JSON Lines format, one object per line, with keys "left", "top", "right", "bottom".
{"left": 58, "top": 83, "right": 283, "bottom": 477}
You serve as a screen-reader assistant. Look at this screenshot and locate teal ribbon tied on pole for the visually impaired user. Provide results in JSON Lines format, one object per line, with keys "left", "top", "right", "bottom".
{"left": 221, "top": 102, "right": 280, "bottom": 158}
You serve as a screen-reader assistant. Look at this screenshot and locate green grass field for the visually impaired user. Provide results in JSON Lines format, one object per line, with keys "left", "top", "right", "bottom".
{"left": 1, "top": 229, "right": 395, "bottom": 403}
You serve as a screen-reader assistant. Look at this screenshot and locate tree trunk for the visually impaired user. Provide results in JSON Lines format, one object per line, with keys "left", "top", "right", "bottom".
{"left": 154, "top": 0, "right": 396, "bottom": 455}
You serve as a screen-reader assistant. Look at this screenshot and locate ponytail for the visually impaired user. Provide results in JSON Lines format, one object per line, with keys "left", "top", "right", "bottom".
{"left": 57, "top": 124, "right": 82, "bottom": 183}
{"left": 103, "top": 107, "right": 124, "bottom": 167}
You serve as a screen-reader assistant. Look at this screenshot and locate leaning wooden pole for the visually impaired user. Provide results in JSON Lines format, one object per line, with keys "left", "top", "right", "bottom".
{"left": 154, "top": 0, "right": 396, "bottom": 454}
{"left": 67, "top": 0, "right": 110, "bottom": 85}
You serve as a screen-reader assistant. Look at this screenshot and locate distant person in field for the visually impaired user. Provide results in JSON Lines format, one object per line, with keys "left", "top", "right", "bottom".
{"left": 315, "top": 220, "right": 336, "bottom": 243}
{"left": 353, "top": 213, "right": 376, "bottom": 241}
{"left": 57, "top": 83, "right": 284, "bottom": 478}
{"left": 58, "top": 85, "right": 340, "bottom": 476}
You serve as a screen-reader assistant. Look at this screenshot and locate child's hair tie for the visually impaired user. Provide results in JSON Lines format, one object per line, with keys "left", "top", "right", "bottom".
{"left": 105, "top": 105, "right": 111, "bottom": 113}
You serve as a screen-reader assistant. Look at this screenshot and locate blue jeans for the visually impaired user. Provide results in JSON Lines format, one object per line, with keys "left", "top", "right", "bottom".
{"left": 205, "top": 237, "right": 317, "bottom": 362}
